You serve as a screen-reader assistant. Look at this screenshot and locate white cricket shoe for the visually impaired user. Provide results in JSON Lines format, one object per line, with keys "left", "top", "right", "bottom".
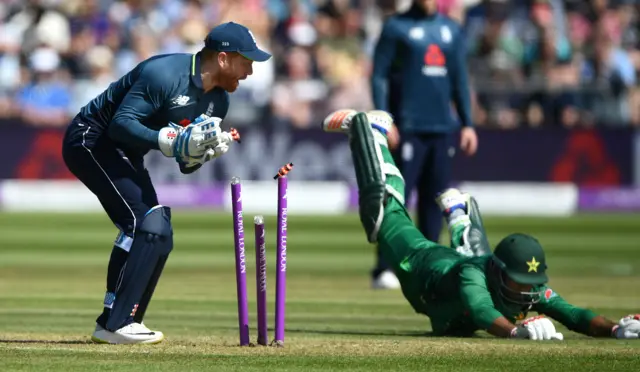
{"left": 323, "top": 109, "right": 394, "bottom": 135}
{"left": 91, "top": 322, "right": 164, "bottom": 344}
{"left": 136, "top": 322, "right": 156, "bottom": 333}
{"left": 371, "top": 270, "right": 401, "bottom": 290}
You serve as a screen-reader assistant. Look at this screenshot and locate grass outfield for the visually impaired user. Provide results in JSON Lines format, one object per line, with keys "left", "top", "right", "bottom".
{"left": 0, "top": 212, "right": 639, "bottom": 371}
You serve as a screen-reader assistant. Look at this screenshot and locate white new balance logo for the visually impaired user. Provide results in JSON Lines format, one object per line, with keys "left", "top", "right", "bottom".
{"left": 172, "top": 95, "right": 190, "bottom": 106}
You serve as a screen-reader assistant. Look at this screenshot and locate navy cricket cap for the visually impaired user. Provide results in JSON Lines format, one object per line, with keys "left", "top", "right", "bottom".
{"left": 204, "top": 22, "right": 271, "bottom": 62}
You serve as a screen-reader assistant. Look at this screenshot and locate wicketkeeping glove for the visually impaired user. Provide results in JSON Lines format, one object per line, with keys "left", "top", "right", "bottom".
{"left": 612, "top": 314, "right": 640, "bottom": 339}
{"left": 180, "top": 127, "right": 240, "bottom": 168}
{"left": 511, "top": 315, "right": 564, "bottom": 341}
{"left": 158, "top": 114, "right": 230, "bottom": 162}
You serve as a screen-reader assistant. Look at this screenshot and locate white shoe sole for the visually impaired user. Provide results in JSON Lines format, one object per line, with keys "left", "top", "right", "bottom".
{"left": 91, "top": 326, "right": 164, "bottom": 345}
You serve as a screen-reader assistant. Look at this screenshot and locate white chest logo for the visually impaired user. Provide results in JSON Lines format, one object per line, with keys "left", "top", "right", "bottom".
{"left": 172, "top": 95, "right": 190, "bottom": 106}
{"left": 409, "top": 27, "right": 424, "bottom": 40}
{"left": 440, "top": 26, "right": 452, "bottom": 43}
{"left": 206, "top": 102, "right": 214, "bottom": 116}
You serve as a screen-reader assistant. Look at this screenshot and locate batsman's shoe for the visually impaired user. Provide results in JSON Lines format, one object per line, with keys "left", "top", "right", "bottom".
{"left": 371, "top": 270, "right": 401, "bottom": 290}
{"left": 91, "top": 322, "right": 164, "bottom": 344}
{"left": 323, "top": 109, "right": 394, "bottom": 135}
{"left": 323, "top": 109, "right": 357, "bottom": 133}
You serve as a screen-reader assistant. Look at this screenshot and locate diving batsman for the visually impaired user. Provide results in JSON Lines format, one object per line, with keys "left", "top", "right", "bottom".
{"left": 323, "top": 109, "right": 640, "bottom": 340}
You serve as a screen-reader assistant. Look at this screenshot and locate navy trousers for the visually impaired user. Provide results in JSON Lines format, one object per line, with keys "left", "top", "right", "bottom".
{"left": 62, "top": 117, "right": 158, "bottom": 241}
{"left": 62, "top": 117, "right": 159, "bottom": 325}
{"left": 373, "top": 132, "right": 455, "bottom": 278}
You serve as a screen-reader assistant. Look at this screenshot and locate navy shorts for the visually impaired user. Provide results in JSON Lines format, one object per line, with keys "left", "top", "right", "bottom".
{"left": 61, "top": 116, "right": 158, "bottom": 250}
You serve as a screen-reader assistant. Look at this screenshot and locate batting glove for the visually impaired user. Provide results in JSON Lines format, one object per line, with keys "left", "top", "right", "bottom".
{"left": 511, "top": 315, "right": 564, "bottom": 341}
{"left": 612, "top": 314, "right": 640, "bottom": 339}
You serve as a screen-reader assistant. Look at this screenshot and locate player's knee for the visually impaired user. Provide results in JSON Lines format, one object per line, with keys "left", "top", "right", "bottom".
{"left": 139, "top": 205, "right": 173, "bottom": 254}
{"left": 139, "top": 205, "right": 172, "bottom": 236}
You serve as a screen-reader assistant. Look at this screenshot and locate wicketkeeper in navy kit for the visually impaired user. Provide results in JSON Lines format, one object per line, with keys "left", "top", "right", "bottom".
{"left": 369, "top": 0, "right": 478, "bottom": 289}
{"left": 61, "top": 22, "right": 271, "bottom": 344}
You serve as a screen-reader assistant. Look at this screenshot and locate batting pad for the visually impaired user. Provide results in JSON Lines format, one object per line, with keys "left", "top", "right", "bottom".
{"left": 349, "top": 113, "right": 407, "bottom": 243}
{"left": 349, "top": 113, "right": 386, "bottom": 243}
{"left": 371, "top": 122, "right": 405, "bottom": 206}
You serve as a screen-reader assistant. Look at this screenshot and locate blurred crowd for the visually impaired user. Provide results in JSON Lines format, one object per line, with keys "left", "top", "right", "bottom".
{"left": 0, "top": 0, "right": 638, "bottom": 130}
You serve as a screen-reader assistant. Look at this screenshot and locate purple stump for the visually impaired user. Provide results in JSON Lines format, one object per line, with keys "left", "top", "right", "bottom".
{"left": 231, "top": 177, "right": 250, "bottom": 346}
{"left": 254, "top": 215, "right": 268, "bottom": 346}
{"left": 273, "top": 176, "right": 288, "bottom": 347}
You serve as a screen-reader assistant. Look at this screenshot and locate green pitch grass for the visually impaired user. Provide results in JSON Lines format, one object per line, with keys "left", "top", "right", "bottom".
{"left": 0, "top": 212, "right": 639, "bottom": 371}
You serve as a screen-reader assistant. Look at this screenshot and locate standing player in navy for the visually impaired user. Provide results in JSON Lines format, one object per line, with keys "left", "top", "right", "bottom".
{"left": 369, "top": 0, "right": 478, "bottom": 289}
{"left": 61, "top": 22, "right": 271, "bottom": 344}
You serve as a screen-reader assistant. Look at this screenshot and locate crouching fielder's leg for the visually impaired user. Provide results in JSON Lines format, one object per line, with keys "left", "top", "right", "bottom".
{"left": 92, "top": 205, "right": 172, "bottom": 344}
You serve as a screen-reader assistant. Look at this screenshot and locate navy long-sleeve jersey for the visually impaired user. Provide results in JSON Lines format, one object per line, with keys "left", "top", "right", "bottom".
{"left": 79, "top": 52, "right": 229, "bottom": 157}
{"left": 371, "top": 8, "right": 472, "bottom": 134}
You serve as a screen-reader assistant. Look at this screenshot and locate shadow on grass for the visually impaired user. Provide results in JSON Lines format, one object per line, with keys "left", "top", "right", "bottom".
{"left": 276, "top": 328, "right": 434, "bottom": 338}
{"left": 216, "top": 325, "right": 493, "bottom": 339}
{"left": 0, "top": 339, "right": 92, "bottom": 345}
{"left": 285, "top": 329, "right": 494, "bottom": 339}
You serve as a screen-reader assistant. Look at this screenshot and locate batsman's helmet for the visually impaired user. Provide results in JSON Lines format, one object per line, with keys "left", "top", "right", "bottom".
{"left": 488, "top": 233, "right": 548, "bottom": 306}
